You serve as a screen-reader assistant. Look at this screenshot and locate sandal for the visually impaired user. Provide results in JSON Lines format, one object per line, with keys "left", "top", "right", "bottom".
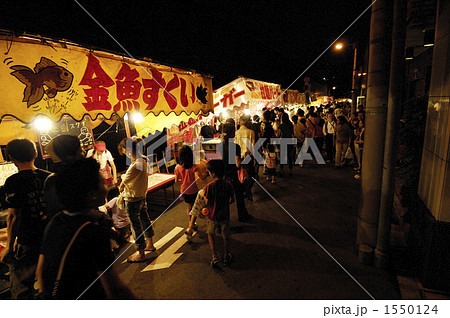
{"left": 127, "top": 255, "right": 147, "bottom": 263}
{"left": 223, "top": 253, "right": 232, "bottom": 267}
{"left": 185, "top": 228, "right": 193, "bottom": 241}
{"left": 211, "top": 255, "right": 220, "bottom": 267}
{"left": 144, "top": 247, "right": 156, "bottom": 252}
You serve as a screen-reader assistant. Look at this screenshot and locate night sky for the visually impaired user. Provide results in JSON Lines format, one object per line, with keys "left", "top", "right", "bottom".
{"left": 1, "top": 0, "right": 371, "bottom": 95}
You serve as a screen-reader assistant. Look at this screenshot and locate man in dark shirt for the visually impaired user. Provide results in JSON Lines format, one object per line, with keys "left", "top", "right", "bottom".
{"left": 36, "top": 158, "right": 135, "bottom": 299}
{"left": 200, "top": 124, "right": 217, "bottom": 139}
{"left": 43, "top": 135, "right": 84, "bottom": 220}
{"left": 0, "top": 138, "right": 50, "bottom": 299}
{"left": 221, "top": 123, "right": 252, "bottom": 222}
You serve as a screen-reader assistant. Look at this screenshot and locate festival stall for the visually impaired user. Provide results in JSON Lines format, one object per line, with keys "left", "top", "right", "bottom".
{"left": 281, "top": 89, "right": 306, "bottom": 116}
{"left": 281, "top": 89, "right": 300, "bottom": 107}
{"left": 0, "top": 31, "right": 214, "bottom": 157}
{"left": 212, "top": 77, "right": 282, "bottom": 121}
{"left": 0, "top": 30, "right": 215, "bottom": 211}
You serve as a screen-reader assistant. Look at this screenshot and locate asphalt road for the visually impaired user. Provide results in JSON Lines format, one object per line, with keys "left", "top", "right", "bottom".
{"left": 115, "top": 162, "right": 401, "bottom": 300}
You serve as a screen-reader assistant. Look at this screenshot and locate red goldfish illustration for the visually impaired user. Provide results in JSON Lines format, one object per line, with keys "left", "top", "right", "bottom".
{"left": 10, "top": 57, "right": 74, "bottom": 107}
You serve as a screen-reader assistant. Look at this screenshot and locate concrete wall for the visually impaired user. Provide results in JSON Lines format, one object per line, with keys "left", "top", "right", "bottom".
{"left": 418, "top": 0, "right": 450, "bottom": 223}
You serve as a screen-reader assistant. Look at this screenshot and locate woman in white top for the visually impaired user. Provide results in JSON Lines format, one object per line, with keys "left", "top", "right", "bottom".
{"left": 86, "top": 141, "right": 117, "bottom": 185}
{"left": 118, "top": 137, "right": 155, "bottom": 263}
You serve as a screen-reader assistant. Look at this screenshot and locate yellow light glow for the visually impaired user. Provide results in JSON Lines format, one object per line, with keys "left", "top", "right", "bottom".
{"left": 362, "top": 72, "right": 367, "bottom": 75}
{"left": 335, "top": 43, "right": 343, "bottom": 50}
{"left": 332, "top": 86, "right": 336, "bottom": 90}
{"left": 358, "top": 73, "right": 362, "bottom": 76}
{"left": 32, "top": 117, "right": 53, "bottom": 132}
{"left": 131, "top": 112, "right": 144, "bottom": 123}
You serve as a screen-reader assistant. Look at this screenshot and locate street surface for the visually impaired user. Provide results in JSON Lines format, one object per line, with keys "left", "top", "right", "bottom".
{"left": 115, "top": 162, "right": 401, "bottom": 300}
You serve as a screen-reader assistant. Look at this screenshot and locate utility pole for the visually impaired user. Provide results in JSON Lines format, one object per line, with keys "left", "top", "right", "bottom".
{"left": 357, "top": 0, "right": 392, "bottom": 260}
{"left": 351, "top": 44, "right": 358, "bottom": 114}
{"left": 376, "top": 0, "right": 406, "bottom": 269}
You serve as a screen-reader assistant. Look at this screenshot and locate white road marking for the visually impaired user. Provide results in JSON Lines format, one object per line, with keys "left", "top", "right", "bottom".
{"left": 141, "top": 230, "right": 196, "bottom": 271}
{"left": 121, "top": 226, "right": 184, "bottom": 264}
{"left": 152, "top": 226, "right": 185, "bottom": 250}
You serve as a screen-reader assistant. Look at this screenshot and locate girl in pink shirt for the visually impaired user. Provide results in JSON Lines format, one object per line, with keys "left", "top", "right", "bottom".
{"left": 175, "top": 146, "right": 207, "bottom": 236}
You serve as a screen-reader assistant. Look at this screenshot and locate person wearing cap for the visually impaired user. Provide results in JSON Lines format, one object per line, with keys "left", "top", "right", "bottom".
{"left": 86, "top": 140, "right": 117, "bottom": 186}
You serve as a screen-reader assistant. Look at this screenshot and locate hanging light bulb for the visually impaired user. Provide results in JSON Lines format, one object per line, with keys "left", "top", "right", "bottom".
{"left": 131, "top": 112, "right": 144, "bottom": 123}
{"left": 32, "top": 117, "right": 53, "bottom": 132}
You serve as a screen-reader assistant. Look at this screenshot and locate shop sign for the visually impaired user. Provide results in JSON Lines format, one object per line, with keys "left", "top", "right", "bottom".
{"left": 0, "top": 35, "right": 214, "bottom": 124}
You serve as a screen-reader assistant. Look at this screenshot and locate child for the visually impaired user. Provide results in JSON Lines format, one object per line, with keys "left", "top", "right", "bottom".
{"left": 86, "top": 140, "right": 117, "bottom": 186}
{"left": 102, "top": 187, "right": 131, "bottom": 248}
{"left": 265, "top": 144, "right": 277, "bottom": 184}
{"left": 0, "top": 138, "right": 50, "bottom": 299}
{"left": 175, "top": 146, "right": 207, "bottom": 237}
{"left": 189, "top": 160, "right": 235, "bottom": 267}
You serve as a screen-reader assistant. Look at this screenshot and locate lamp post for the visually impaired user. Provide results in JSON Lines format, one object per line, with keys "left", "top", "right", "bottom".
{"left": 335, "top": 42, "right": 358, "bottom": 113}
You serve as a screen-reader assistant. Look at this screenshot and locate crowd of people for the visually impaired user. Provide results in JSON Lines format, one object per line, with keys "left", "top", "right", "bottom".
{"left": 0, "top": 101, "right": 365, "bottom": 299}
{"left": 203, "top": 101, "right": 366, "bottom": 190}
{"left": 0, "top": 136, "right": 136, "bottom": 299}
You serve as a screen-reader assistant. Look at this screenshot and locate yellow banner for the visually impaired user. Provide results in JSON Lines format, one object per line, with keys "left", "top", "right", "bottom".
{"left": 0, "top": 35, "right": 213, "bottom": 124}
{"left": 281, "top": 89, "right": 300, "bottom": 106}
{"left": 134, "top": 112, "right": 200, "bottom": 137}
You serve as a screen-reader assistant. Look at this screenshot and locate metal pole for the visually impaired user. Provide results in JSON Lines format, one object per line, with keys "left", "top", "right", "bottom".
{"left": 124, "top": 114, "right": 131, "bottom": 138}
{"left": 375, "top": 0, "right": 406, "bottom": 269}
{"left": 351, "top": 45, "right": 358, "bottom": 113}
{"left": 357, "top": 0, "right": 391, "bottom": 256}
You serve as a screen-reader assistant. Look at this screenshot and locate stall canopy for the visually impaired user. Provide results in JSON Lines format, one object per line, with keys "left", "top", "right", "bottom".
{"left": 281, "top": 89, "right": 304, "bottom": 107}
{"left": 213, "top": 77, "right": 282, "bottom": 116}
{"left": 0, "top": 31, "right": 214, "bottom": 125}
{"left": 0, "top": 117, "right": 37, "bottom": 145}
{"left": 134, "top": 111, "right": 200, "bottom": 137}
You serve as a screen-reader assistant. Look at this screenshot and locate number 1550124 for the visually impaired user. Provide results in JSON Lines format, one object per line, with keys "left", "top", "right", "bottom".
{"left": 384, "top": 305, "right": 438, "bottom": 315}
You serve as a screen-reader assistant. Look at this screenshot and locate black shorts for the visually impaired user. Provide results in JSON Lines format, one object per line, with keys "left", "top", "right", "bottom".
{"left": 182, "top": 192, "right": 198, "bottom": 205}
{"left": 266, "top": 167, "right": 276, "bottom": 176}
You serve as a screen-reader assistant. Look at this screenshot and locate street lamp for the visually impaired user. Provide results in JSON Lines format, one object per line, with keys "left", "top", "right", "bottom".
{"left": 334, "top": 41, "right": 359, "bottom": 113}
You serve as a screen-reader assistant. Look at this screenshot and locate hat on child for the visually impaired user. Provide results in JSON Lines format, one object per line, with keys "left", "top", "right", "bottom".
{"left": 94, "top": 143, "right": 106, "bottom": 152}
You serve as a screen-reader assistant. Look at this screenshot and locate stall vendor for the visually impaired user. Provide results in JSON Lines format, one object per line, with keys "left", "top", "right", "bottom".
{"left": 86, "top": 141, "right": 117, "bottom": 185}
